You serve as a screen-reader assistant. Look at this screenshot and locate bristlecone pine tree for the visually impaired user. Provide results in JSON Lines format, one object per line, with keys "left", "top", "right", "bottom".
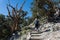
{"left": 7, "top": 0, "right": 27, "bottom": 33}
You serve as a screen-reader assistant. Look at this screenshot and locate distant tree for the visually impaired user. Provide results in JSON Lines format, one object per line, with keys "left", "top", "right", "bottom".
{"left": 0, "top": 14, "right": 11, "bottom": 40}
{"left": 31, "top": 0, "right": 60, "bottom": 22}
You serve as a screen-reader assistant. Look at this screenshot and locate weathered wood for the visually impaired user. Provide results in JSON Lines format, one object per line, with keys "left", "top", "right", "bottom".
{"left": 7, "top": 0, "right": 27, "bottom": 33}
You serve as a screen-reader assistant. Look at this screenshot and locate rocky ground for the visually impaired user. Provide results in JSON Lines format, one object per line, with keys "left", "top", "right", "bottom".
{"left": 27, "top": 22, "right": 60, "bottom": 40}
{"left": 29, "top": 31, "right": 60, "bottom": 40}
{"left": 10, "top": 22, "right": 60, "bottom": 40}
{"left": 40, "top": 30, "right": 60, "bottom": 40}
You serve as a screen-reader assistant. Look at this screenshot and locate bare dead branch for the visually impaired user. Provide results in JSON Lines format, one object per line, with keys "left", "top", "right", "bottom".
{"left": 9, "top": 4, "right": 15, "bottom": 11}
{"left": 7, "top": 5, "right": 11, "bottom": 17}
{"left": 9, "top": 4, "right": 17, "bottom": 16}
{"left": 16, "top": 3, "right": 18, "bottom": 10}
{"left": 8, "top": 0, "right": 10, "bottom": 5}
{"left": 12, "top": 9, "right": 15, "bottom": 17}
{"left": 19, "top": 0, "right": 27, "bottom": 12}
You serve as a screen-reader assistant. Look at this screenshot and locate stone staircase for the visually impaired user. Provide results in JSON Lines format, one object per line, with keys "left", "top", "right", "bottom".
{"left": 29, "top": 30, "right": 42, "bottom": 40}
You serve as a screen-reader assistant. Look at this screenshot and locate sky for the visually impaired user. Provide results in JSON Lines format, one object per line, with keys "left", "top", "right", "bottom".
{"left": 0, "top": 0, "right": 33, "bottom": 17}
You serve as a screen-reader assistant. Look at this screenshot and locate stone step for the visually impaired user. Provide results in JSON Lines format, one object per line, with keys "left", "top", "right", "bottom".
{"left": 29, "top": 39, "right": 40, "bottom": 40}
{"left": 29, "top": 30, "right": 43, "bottom": 40}
{"left": 30, "top": 33, "right": 42, "bottom": 40}
{"left": 31, "top": 33, "right": 41, "bottom": 36}
{"left": 30, "top": 32, "right": 39, "bottom": 34}
{"left": 31, "top": 33, "right": 41, "bottom": 35}
{"left": 30, "top": 32, "right": 43, "bottom": 34}
{"left": 30, "top": 36, "right": 41, "bottom": 39}
{"left": 30, "top": 30, "right": 39, "bottom": 34}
